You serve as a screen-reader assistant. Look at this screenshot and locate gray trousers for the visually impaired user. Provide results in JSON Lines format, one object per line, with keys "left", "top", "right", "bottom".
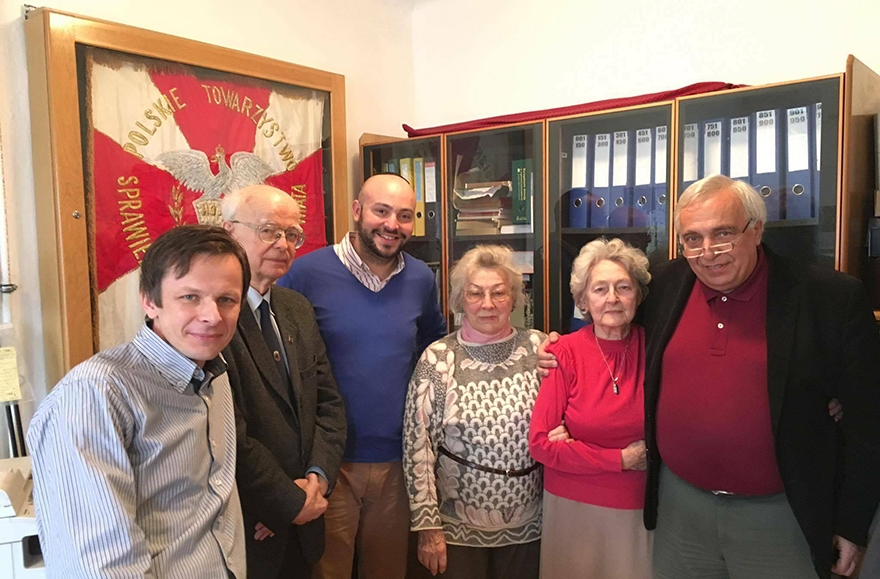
{"left": 653, "top": 465, "right": 818, "bottom": 579}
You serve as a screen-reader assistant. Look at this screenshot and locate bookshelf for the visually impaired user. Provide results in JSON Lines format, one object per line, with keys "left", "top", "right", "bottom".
{"left": 361, "top": 56, "right": 880, "bottom": 331}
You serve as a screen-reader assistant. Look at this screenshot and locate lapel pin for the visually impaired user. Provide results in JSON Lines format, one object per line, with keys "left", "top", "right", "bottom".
{"left": 273, "top": 351, "right": 281, "bottom": 362}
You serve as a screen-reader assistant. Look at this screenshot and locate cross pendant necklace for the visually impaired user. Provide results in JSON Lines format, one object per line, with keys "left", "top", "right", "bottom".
{"left": 594, "top": 328, "right": 631, "bottom": 395}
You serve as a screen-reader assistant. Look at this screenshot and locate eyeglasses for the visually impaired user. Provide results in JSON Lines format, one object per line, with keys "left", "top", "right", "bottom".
{"left": 680, "top": 220, "right": 753, "bottom": 259}
{"left": 463, "top": 288, "right": 512, "bottom": 305}
{"left": 231, "top": 221, "right": 305, "bottom": 249}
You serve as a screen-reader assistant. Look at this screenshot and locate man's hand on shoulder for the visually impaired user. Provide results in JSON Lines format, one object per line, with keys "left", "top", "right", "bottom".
{"left": 536, "top": 331, "right": 560, "bottom": 377}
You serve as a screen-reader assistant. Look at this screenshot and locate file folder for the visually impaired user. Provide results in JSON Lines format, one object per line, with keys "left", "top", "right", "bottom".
{"left": 609, "top": 130, "right": 633, "bottom": 227}
{"left": 783, "top": 106, "right": 814, "bottom": 220}
{"left": 424, "top": 161, "right": 439, "bottom": 237}
{"left": 633, "top": 128, "right": 653, "bottom": 228}
{"left": 569, "top": 134, "right": 590, "bottom": 228}
{"left": 812, "top": 102, "right": 822, "bottom": 207}
{"left": 413, "top": 157, "right": 427, "bottom": 236}
{"left": 701, "top": 119, "right": 727, "bottom": 177}
{"left": 729, "top": 116, "right": 750, "bottom": 181}
{"left": 752, "top": 109, "right": 783, "bottom": 221}
{"left": 399, "top": 157, "right": 414, "bottom": 186}
{"left": 681, "top": 123, "right": 700, "bottom": 191}
{"left": 652, "top": 125, "right": 668, "bottom": 233}
{"left": 589, "top": 133, "right": 612, "bottom": 228}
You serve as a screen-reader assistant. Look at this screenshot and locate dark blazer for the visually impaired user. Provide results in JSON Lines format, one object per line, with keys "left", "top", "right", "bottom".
{"left": 642, "top": 246, "right": 880, "bottom": 578}
{"left": 224, "top": 286, "right": 346, "bottom": 579}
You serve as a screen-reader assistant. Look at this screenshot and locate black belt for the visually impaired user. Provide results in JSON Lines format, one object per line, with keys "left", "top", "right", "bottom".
{"left": 438, "top": 446, "right": 540, "bottom": 477}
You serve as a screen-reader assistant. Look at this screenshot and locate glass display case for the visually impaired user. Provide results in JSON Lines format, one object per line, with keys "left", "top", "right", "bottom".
{"left": 676, "top": 77, "right": 841, "bottom": 268}
{"left": 547, "top": 104, "right": 673, "bottom": 333}
{"left": 445, "top": 123, "right": 544, "bottom": 330}
{"left": 361, "top": 136, "right": 444, "bottom": 306}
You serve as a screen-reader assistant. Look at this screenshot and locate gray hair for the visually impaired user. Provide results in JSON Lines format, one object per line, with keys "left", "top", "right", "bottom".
{"left": 674, "top": 175, "right": 767, "bottom": 232}
{"left": 449, "top": 244, "right": 525, "bottom": 314}
{"left": 570, "top": 238, "right": 651, "bottom": 316}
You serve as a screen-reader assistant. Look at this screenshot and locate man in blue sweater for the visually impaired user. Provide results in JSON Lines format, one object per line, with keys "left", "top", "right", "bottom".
{"left": 278, "top": 173, "right": 448, "bottom": 579}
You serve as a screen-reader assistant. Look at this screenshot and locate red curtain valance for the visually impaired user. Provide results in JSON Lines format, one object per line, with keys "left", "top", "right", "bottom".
{"left": 403, "top": 81, "right": 744, "bottom": 138}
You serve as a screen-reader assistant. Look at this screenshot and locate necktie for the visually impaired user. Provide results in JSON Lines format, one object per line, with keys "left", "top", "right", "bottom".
{"left": 258, "top": 300, "right": 289, "bottom": 383}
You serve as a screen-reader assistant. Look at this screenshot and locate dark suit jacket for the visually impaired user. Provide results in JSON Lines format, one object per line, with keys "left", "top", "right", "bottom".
{"left": 224, "top": 286, "right": 346, "bottom": 579}
{"left": 642, "top": 246, "right": 880, "bottom": 578}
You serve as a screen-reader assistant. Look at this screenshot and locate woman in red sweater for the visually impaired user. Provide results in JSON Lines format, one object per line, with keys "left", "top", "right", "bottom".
{"left": 529, "top": 238, "right": 652, "bottom": 579}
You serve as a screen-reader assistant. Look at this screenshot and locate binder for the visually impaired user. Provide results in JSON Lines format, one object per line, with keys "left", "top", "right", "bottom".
{"left": 752, "top": 109, "right": 783, "bottom": 221}
{"left": 633, "top": 128, "right": 653, "bottom": 228}
{"left": 701, "top": 119, "right": 728, "bottom": 177}
{"left": 399, "top": 157, "right": 413, "bottom": 185}
{"left": 681, "top": 123, "right": 700, "bottom": 191}
{"left": 413, "top": 157, "right": 427, "bottom": 236}
{"left": 812, "top": 102, "right": 822, "bottom": 207}
{"left": 609, "top": 130, "right": 633, "bottom": 227}
{"left": 783, "top": 106, "right": 814, "bottom": 220}
{"left": 387, "top": 158, "right": 398, "bottom": 175}
{"left": 729, "top": 116, "right": 751, "bottom": 181}
{"left": 569, "top": 134, "right": 590, "bottom": 228}
{"left": 424, "top": 161, "right": 439, "bottom": 237}
{"left": 652, "top": 125, "right": 668, "bottom": 232}
{"left": 589, "top": 133, "right": 612, "bottom": 228}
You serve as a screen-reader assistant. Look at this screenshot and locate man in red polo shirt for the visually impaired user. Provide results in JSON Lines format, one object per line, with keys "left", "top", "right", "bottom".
{"left": 642, "top": 175, "right": 880, "bottom": 578}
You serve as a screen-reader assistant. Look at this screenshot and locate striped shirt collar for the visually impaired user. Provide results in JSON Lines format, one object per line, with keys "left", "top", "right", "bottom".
{"left": 334, "top": 232, "right": 406, "bottom": 292}
{"left": 132, "top": 322, "right": 224, "bottom": 393}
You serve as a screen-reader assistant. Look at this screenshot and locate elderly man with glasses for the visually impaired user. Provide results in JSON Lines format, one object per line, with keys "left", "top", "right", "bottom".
{"left": 221, "top": 184, "right": 347, "bottom": 579}
{"left": 642, "top": 174, "right": 880, "bottom": 579}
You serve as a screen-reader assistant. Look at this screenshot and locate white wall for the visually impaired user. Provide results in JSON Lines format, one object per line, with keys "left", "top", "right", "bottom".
{"left": 411, "top": 0, "right": 880, "bottom": 128}
{"left": 0, "top": 0, "right": 416, "bottom": 454}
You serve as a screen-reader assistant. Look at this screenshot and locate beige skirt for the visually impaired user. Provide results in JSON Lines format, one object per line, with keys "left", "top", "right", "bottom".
{"left": 539, "top": 491, "right": 653, "bottom": 579}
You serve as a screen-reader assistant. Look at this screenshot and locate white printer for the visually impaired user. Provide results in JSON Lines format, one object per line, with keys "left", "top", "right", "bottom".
{"left": 0, "top": 457, "right": 44, "bottom": 578}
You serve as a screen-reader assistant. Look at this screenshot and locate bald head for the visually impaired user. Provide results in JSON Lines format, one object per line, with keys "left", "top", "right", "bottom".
{"left": 222, "top": 184, "right": 299, "bottom": 223}
{"left": 222, "top": 184, "right": 302, "bottom": 293}
{"left": 357, "top": 173, "right": 415, "bottom": 204}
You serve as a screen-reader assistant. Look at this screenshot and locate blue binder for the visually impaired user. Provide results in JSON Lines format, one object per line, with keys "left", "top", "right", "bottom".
{"left": 728, "top": 116, "right": 751, "bottom": 183}
{"left": 751, "top": 109, "right": 783, "bottom": 221}
{"left": 700, "top": 119, "right": 728, "bottom": 177}
{"left": 569, "top": 134, "right": 590, "bottom": 228}
{"left": 589, "top": 133, "right": 612, "bottom": 228}
{"left": 652, "top": 125, "right": 669, "bottom": 233}
{"left": 633, "top": 128, "right": 654, "bottom": 229}
{"left": 811, "top": 102, "right": 823, "bottom": 212}
{"left": 681, "top": 123, "right": 700, "bottom": 191}
{"left": 609, "top": 130, "right": 634, "bottom": 227}
{"left": 783, "top": 106, "right": 815, "bottom": 220}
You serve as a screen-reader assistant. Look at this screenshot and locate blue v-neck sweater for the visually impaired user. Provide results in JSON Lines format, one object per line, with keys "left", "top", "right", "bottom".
{"left": 278, "top": 247, "right": 447, "bottom": 462}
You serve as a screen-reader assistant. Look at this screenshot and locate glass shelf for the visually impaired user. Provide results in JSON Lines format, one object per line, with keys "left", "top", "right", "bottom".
{"left": 676, "top": 78, "right": 841, "bottom": 269}
{"left": 446, "top": 123, "right": 544, "bottom": 331}
{"left": 548, "top": 104, "right": 673, "bottom": 333}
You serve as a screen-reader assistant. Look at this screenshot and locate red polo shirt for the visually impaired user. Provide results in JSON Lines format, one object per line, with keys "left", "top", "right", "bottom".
{"left": 656, "top": 250, "right": 784, "bottom": 495}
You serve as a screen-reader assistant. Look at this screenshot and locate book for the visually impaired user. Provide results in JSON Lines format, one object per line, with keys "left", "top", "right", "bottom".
{"left": 512, "top": 159, "right": 533, "bottom": 225}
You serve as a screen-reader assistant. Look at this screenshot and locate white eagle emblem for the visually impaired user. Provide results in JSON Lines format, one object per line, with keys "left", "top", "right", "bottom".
{"left": 156, "top": 145, "right": 282, "bottom": 225}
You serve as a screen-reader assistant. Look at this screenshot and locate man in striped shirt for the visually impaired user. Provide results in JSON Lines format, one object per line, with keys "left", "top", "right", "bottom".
{"left": 27, "top": 225, "right": 249, "bottom": 579}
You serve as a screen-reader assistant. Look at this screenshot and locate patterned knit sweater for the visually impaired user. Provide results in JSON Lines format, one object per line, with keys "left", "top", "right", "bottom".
{"left": 403, "top": 328, "right": 547, "bottom": 547}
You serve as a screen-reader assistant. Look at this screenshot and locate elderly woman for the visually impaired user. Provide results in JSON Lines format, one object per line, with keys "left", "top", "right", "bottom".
{"left": 403, "top": 244, "right": 547, "bottom": 579}
{"left": 529, "top": 237, "right": 652, "bottom": 579}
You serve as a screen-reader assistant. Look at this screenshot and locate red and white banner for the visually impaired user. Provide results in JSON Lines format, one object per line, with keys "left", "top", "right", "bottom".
{"left": 84, "top": 48, "right": 327, "bottom": 349}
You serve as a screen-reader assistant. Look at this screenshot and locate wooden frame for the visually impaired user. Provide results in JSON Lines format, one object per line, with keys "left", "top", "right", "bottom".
{"left": 26, "top": 8, "right": 349, "bottom": 387}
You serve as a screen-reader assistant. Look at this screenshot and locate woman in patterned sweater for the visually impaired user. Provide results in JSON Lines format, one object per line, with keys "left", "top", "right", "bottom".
{"left": 403, "top": 245, "right": 548, "bottom": 579}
